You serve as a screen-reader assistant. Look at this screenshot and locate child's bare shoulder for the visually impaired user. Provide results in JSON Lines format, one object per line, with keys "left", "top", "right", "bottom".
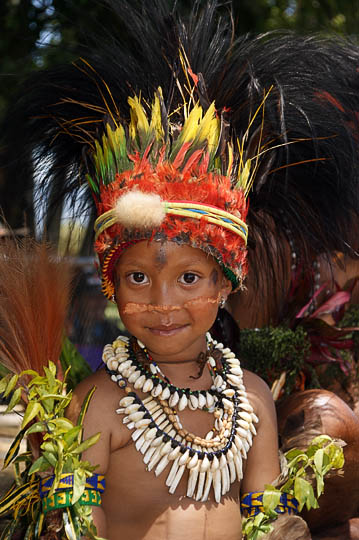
{"left": 242, "top": 368, "right": 276, "bottom": 417}
{"left": 67, "top": 367, "right": 123, "bottom": 426}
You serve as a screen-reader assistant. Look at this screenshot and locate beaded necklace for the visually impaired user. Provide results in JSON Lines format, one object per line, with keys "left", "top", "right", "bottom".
{"left": 103, "top": 333, "right": 258, "bottom": 503}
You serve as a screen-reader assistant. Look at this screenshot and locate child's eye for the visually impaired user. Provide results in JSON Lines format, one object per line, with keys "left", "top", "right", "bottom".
{"left": 179, "top": 272, "right": 199, "bottom": 285}
{"left": 128, "top": 272, "right": 149, "bottom": 284}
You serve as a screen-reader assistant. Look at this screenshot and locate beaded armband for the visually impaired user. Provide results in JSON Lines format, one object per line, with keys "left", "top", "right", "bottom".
{"left": 240, "top": 491, "right": 299, "bottom": 518}
{"left": 39, "top": 473, "right": 105, "bottom": 513}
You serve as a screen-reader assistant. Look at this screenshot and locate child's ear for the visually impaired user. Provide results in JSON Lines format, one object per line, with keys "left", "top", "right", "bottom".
{"left": 220, "top": 276, "right": 233, "bottom": 301}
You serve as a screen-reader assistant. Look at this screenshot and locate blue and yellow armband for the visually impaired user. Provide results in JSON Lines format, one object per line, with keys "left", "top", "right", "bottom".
{"left": 39, "top": 473, "right": 105, "bottom": 513}
{"left": 241, "top": 491, "right": 299, "bottom": 518}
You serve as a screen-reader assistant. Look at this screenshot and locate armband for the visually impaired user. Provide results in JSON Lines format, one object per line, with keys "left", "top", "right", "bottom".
{"left": 39, "top": 473, "right": 105, "bottom": 513}
{"left": 240, "top": 491, "right": 299, "bottom": 518}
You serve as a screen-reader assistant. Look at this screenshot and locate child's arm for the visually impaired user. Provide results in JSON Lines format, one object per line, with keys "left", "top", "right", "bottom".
{"left": 67, "top": 370, "right": 113, "bottom": 538}
{"left": 240, "top": 371, "right": 312, "bottom": 538}
{"left": 241, "top": 369, "right": 281, "bottom": 493}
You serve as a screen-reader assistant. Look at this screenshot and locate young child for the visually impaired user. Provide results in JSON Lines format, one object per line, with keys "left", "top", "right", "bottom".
{"left": 3, "top": 4, "right": 359, "bottom": 539}
{"left": 69, "top": 245, "right": 280, "bottom": 539}
{"left": 61, "top": 81, "right": 289, "bottom": 537}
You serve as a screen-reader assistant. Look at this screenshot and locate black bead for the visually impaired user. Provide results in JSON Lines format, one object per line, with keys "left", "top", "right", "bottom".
{"left": 162, "top": 434, "right": 170, "bottom": 443}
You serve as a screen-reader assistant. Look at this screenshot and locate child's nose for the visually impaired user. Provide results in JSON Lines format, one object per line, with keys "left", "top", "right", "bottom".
{"left": 150, "top": 282, "right": 179, "bottom": 309}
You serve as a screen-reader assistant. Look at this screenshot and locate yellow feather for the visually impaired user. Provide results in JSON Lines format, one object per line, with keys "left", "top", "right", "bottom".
{"left": 150, "top": 89, "right": 164, "bottom": 142}
{"left": 177, "top": 103, "right": 203, "bottom": 144}
{"left": 226, "top": 142, "right": 234, "bottom": 177}
{"left": 196, "top": 102, "right": 220, "bottom": 153}
{"left": 128, "top": 95, "right": 150, "bottom": 139}
{"left": 236, "top": 159, "right": 251, "bottom": 192}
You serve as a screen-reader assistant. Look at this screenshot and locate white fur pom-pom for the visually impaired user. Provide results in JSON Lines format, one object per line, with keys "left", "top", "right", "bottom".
{"left": 114, "top": 190, "right": 166, "bottom": 229}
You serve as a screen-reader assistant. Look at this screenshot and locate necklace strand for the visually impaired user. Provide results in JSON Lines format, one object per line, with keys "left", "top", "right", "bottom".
{"left": 103, "top": 333, "right": 258, "bottom": 502}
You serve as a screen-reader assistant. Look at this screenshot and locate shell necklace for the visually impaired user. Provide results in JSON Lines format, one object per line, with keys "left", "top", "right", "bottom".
{"left": 103, "top": 333, "right": 258, "bottom": 503}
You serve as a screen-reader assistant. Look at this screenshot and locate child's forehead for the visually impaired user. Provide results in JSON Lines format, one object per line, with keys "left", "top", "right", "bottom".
{"left": 117, "top": 240, "right": 220, "bottom": 269}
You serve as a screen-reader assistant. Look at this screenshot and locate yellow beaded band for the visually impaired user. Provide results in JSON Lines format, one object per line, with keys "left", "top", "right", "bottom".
{"left": 94, "top": 200, "right": 248, "bottom": 244}
{"left": 42, "top": 489, "right": 102, "bottom": 513}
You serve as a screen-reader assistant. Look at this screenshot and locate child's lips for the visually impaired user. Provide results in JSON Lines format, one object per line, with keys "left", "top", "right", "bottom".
{"left": 147, "top": 324, "right": 188, "bottom": 337}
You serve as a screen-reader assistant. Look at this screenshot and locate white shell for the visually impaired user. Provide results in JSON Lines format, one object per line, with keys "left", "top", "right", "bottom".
{"left": 144, "top": 427, "right": 157, "bottom": 441}
{"left": 128, "top": 411, "right": 145, "bottom": 422}
{"left": 186, "top": 464, "right": 200, "bottom": 498}
{"left": 230, "top": 367, "right": 242, "bottom": 376}
{"left": 128, "top": 370, "right": 142, "bottom": 384}
{"left": 160, "top": 440, "right": 173, "bottom": 456}
{"left": 108, "top": 359, "right": 119, "bottom": 371}
{"left": 195, "top": 471, "right": 206, "bottom": 501}
{"left": 134, "top": 418, "right": 151, "bottom": 429}
{"left": 169, "top": 391, "right": 180, "bottom": 408}
{"left": 226, "top": 374, "right": 242, "bottom": 386}
{"left": 206, "top": 392, "right": 214, "bottom": 408}
{"left": 201, "top": 471, "right": 213, "bottom": 502}
{"left": 188, "top": 452, "right": 199, "bottom": 469}
{"left": 155, "top": 455, "right": 170, "bottom": 476}
{"left": 211, "top": 455, "right": 219, "bottom": 471}
{"left": 198, "top": 393, "right": 207, "bottom": 409}
{"left": 166, "top": 457, "right": 180, "bottom": 487}
{"left": 179, "top": 449, "right": 190, "bottom": 466}
{"left": 119, "top": 396, "right": 135, "bottom": 407}
{"left": 213, "top": 468, "right": 222, "bottom": 503}
{"left": 178, "top": 394, "right": 188, "bottom": 411}
{"left": 168, "top": 464, "right": 186, "bottom": 494}
{"left": 168, "top": 445, "right": 181, "bottom": 461}
{"left": 134, "top": 374, "right": 146, "bottom": 389}
{"left": 118, "top": 360, "right": 132, "bottom": 373}
{"left": 152, "top": 384, "right": 163, "bottom": 398}
{"left": 189, "top": 394, "right": 199, "bottom": 410}
{"left": 161, "top": 386, "right": 171, "bottom": 401}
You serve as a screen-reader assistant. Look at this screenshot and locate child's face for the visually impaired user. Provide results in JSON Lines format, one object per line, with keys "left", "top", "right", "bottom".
{"left": 114, "top": 240, "right": 232, "bottom": 361}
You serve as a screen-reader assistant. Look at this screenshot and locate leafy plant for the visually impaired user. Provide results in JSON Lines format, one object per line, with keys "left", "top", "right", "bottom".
{"left": 0, "top": 362, "right": 103, "bottom": 540}
{"left": 242, "top": 435, "right": 345, "bottom": 539}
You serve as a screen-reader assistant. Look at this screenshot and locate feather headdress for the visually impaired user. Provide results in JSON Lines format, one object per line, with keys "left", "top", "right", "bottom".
{"left": 2, "top": 0, "right": 359, "bottom": 296}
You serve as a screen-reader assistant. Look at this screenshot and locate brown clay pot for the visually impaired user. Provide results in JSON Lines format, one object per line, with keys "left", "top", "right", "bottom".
{"left": 277, "top": 389, "right": 359, "bottom": 533}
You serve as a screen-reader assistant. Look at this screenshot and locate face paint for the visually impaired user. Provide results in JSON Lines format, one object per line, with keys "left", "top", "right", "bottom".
{"left": 122, "top": 292, "right": 221, "bottom": 314}
{"left": 155, "top": 243, "right": 167, "bottom": 269}
{"left": 210, "top": 269, "right": 219, "bottom": 286}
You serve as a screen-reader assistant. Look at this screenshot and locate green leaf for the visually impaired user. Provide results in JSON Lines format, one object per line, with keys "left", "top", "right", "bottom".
{"left": 294, "top": 477, "right": 318, "bottom": 511}
{"left": 314, "top": 448, "right": 324, "bottom": 474}
{"left": 21, "top": 402, "right": 44, "bottom": 429}
{"left": 5, "top": 387, "right": 22, "bottom": 412}
{"left": 28, "top": 455, "right": 51, "bottom": 475}
{"left": 0, "top": 375, "right": 11, "bottom": 395}
{"left": 25, "top": 421, "right": 47, "bottom": 436}
{"left": 63, "top": 426, "right": 82, "bottom": 447}
{"left": 77, "top": 386, "right": 96, "bottom": 431}
{"left": 262, "top": 485, "right": 282, "bottom": 514}
{"left": 42, "top": 451, "right": 57, "bottom": 468}
{"left": 72, "top": 469, "right": 86, "bottom": 504}
{"left": 2, "top": 428, "right": 27, "bottom": 469}
{"left": 20, "top": 370, "right": 40, "bottom": 377}
{"left": 3, "top": 374, "right": 19, "bottom": 398}
{"left": 72, "top": 433, "right": 101, "bottom": 455}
